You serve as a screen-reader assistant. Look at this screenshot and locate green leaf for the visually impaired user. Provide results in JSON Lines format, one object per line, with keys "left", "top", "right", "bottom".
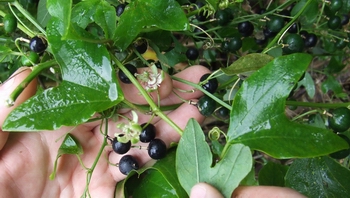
{"left": 227, "top": 53, "right": 349, "bottom": 158}
{"left": 258, "top": 162, "right": 289, "bottom": 187}
{"left": 291, "top": 0, "right": 318, "bottom": 25}
{"left": 325, "top": 55, "right": 346, "bottom": 74}
{"left": 297, "top": 72, "right": 315, "bottom": 98}
{"left": 3, "top": 9, "right": 123, "bottom": 131}
{"left": 113, "top": 0, "right": 189, "bottom": 50}
{"left": 321, "top": 74, "right": 347, "bottom": 99}
{"left": 71, "top": 0, "right": 117, "bottom": 39}
{"left": 47, "top": 0, "right": 72, "bottom": 38}
{"left": 126, "top": 149, "right": 187, "bottom": 198}
{"left": 37, "top": 0, "right": 51, "bottom": 28}
{"left": 285, "top": 156, "right": 350, "bottom": 197}
{"left": 176, "top": 119, "right": 252, "bottom": 198}
{"left": 221, "top": 53, "right": 273, "bottom": 76}
{"left": 50, "top": 133, "right": 83, "bottom": 180}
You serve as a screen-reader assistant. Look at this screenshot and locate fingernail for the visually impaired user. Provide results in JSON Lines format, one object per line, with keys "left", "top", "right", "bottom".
{"left": 191, "top": 185, "right": 207, "bottom": 198}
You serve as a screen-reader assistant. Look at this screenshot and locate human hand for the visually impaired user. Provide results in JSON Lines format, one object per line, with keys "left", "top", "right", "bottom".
{"left": 190, "top": 183, "right": 307, "bottom": 198}
{"left": 0, "top": 65, "right": 209, "bottom": 197}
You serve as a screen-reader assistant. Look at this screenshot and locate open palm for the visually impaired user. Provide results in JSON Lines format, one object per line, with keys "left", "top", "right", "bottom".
{"left": 0, "top": 66, "right": 209, "bottom": 197}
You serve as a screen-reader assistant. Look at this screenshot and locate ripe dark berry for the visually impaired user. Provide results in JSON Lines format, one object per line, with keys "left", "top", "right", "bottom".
{"left": 118, "top": 155, "right": 139, "bottom": 175}
{"left": 328, "top": 107, "right": 350, "bottom": 132}
{"left": 238, "top": 21, "right": 254, "bottom": 37}
{"left": 118, "top": 64, "right": 137, "bottom": 84}
{"left": 186, "top": 47, "right": 199, "bottom": 60}
{"left": 112, "top": 137, "right": 131, "bottom": 154}
{"left": 148, "top": 138, "right": 167, "bottom": 159}
{"left": 29, "top": 36, "right": 47, "bottom": 53}
{"left": 341, "top": 14, "right": 349, "bottom": 26}
{"left": 116, "top": 4, "right": 126, "bottom": 17}
{"left": 304, "top": 33, "right": 318, "bottom": 48}
{"left": 134, "top": 40, "right": 148, "bottom": 54}
{"left": 139, "top": 123, "right": 156, "bottom": 143}
{"left": 287, "top": 22, "right": 299, "bottom": 33}
{"left": 263, "top": 27, "right": 277, "bottom": 39}
{"left": 200, "top": 73, "right": 218, "bottom": 94}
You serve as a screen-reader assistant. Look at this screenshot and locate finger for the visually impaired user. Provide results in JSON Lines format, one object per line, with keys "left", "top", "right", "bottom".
{"left": 160, "top": 65, "right": 211, "bottom": 105}
{"left": 232, "top": 186, "right": 307, "bottom": 198}
{"left": 118, "top": 67, "right": 173, "bottom": 104}
{"left": 0, "top": 67, "right": 37, "bottom": 150}
{"left": 190, "top": 183, "right": 224, "bottom": 198}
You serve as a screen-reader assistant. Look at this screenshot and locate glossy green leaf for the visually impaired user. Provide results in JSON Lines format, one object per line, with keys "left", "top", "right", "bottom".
{"left": 285, "top": 156, "right": 350, "bottom": 197}
{"left": 221, "top": 53, "right": 274, "bottom": 76}
{"left": 3, "top": 3, "right": 123, "bottom": 131}
{"left": 297, "top": 72, "right": 315, "bottom": 98}
{"left": 227, "top": 53, "right": 349, "bottom": 158}
{"left": 291, "top": 0, "right": 318, "bottom": 25}
{"left": 47, "top": 0, "right": 72, "bottom": 38}
{"left": 126, "top": 149, "right": 187, "bottom": 198}
{"left": 71, "top": 0, "right": 116, "bottom": 39}
{"left": 258, "top": 162, "right": 288, "bottom": 187}
{"left": 113, "top": 0, "right": 189, "bottom": 50}
{"left": 37, "top": 0, "right": 51, "bottom": 28}
{"left": 176, "top": 119, "right": 252, "bottom": 198}
{"left": 50, "top": 133, "right": 82, "bottom": 179}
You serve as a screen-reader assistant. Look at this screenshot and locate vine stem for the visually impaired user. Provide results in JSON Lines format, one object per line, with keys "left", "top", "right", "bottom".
{"left": 6, "top": 60, "right": 57, "bottom": 106}
{"left": 110, "top": 53, "right": 184, "bottom": 136}
{"left": 262, "top": 0, "right": 313, "bottom": 53}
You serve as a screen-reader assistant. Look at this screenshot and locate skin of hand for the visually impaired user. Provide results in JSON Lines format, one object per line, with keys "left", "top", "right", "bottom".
{"left": 0, "top": 66, "right": 208, "bottom": 197}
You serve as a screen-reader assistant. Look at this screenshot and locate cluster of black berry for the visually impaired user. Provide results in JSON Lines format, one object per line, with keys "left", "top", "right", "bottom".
{"left": 108, "top": 123, "right": 167, "bottom": 175}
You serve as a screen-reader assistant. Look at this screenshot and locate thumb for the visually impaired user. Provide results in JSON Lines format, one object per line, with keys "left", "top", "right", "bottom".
{"left": 0, "top": 67, "right": 37, "bottom": 149}
{"left": 190, "top": 183, "right": 224, "bottom": 198}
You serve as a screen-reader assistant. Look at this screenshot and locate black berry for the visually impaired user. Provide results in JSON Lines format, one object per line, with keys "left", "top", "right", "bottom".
{"left": 116, "top": 4, "right": 126, "bottom": 17}
{"left": 304, "top": 33, "right": 318, "bottom": 48}
{"left": 118, "top": 155, "right": 139, "bottom": 175}
{"left": 148, "top": 138, "right": 167, "bottom": 159}
{"left": 118, "top": 64, "right": 137, "bottom": 84}
{"left": 112, "top": 136, "right": 131, "bottom": 154}
{"left": 186, "top": 47, "right": 199, "bottom": 60}
{"left": 238, "top": 21, "right": 254, "bottom": 37}
{"left": 139, "top": 123, "right": 156, "bottom": 143}
{"left": 29, "top": 36, "right": 47, "bottom": 53}
{"left": 134, "top": 40, "right": 148, "bottom": 54}
{"left": 200, "top": 73, "right": 218, "bottom": 94}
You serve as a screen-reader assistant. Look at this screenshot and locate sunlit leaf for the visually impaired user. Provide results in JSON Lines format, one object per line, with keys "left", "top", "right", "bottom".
{"left": 176, "top": 119, "right": 252, "bottom": 198}
{"left": 227, "top": 53, "right": 349, "bottom": 158}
